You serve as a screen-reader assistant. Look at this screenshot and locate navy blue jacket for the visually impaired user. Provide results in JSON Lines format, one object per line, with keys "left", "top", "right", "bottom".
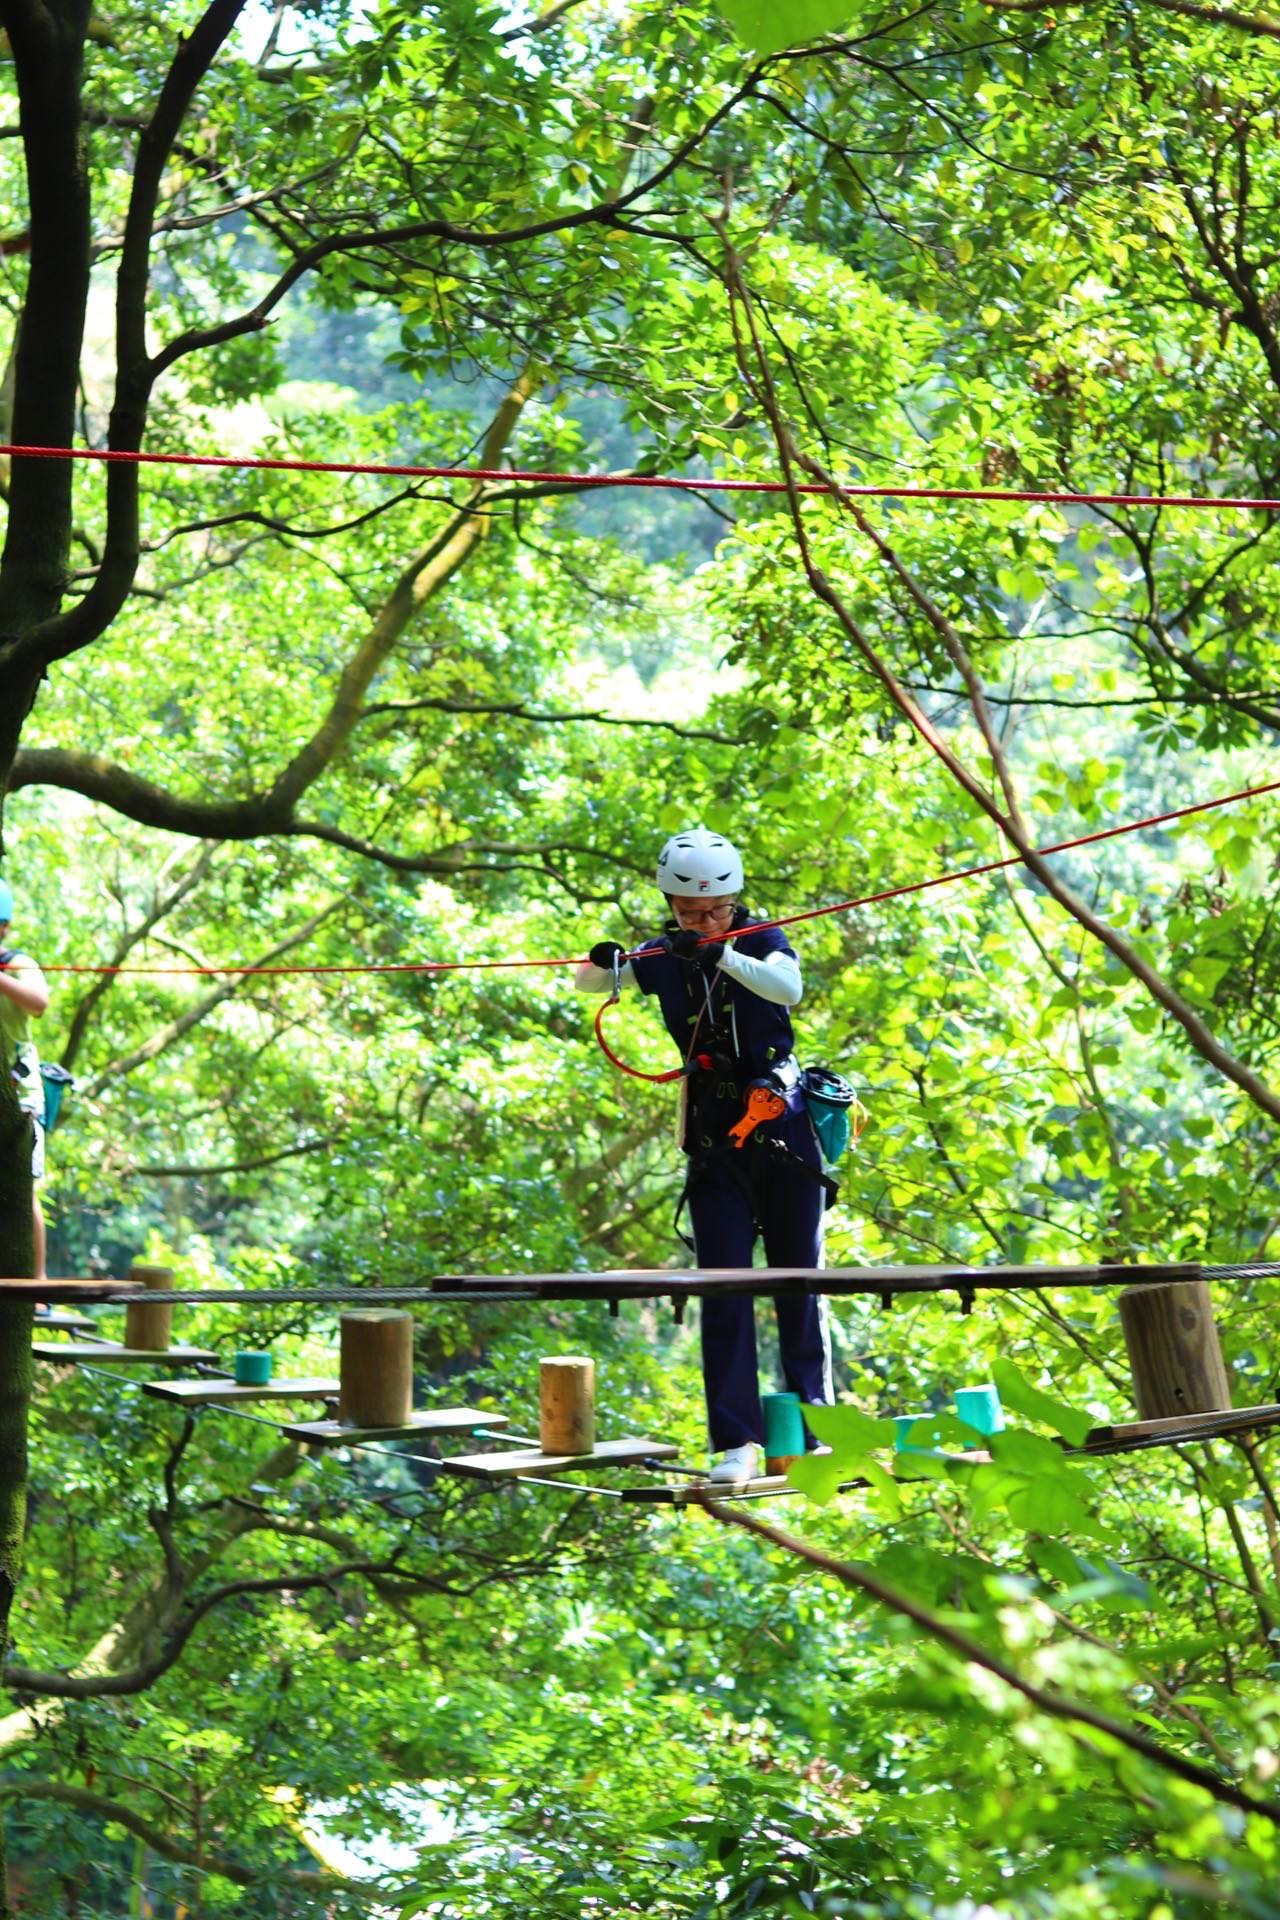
{"left": 629, "top": 913, "right": 801, "bottom": 1152}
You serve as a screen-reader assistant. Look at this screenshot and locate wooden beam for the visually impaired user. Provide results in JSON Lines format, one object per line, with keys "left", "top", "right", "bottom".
{"left": 142, "top": 1376, "right": 340, "bottom": 1406}
{"left": 1083, "top": 1402, "right": 1280, "bottom": 1452}
{"left": 31, "top": 1311, "right": 97, "bottom": 1333}
{"left": 339, "top": 1310, "right": 413, "bottom": 1427}
{"left": 1118, "top": 1279, "right": 1231, "bottom": 1421}
{"left": 441, "top": 1436, "right": 679, "bottom": 1480}
{"left": 426, "top": 1262, "right": 1202, "bottom": 1300}
{"left": 277, "top": 1409, "right": 510, "bottom": 1447}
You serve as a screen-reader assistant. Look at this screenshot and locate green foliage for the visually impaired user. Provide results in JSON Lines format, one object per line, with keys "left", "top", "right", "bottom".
{"left": 8, "top": 0, "right": 1280, "bottom": 1912}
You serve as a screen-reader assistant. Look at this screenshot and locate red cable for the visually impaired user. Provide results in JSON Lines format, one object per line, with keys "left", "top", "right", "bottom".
{"left": 5, "top": 442, "right": 1280, "bottom": 512}
{"left": 729, "top": 773, "right": 1280, "bottom": 943}
{"left": 37, "top": 771, "right": 1280, "bottom": 978}
{"left": 593, "top": 995, "right": 689, "bottom": 1084}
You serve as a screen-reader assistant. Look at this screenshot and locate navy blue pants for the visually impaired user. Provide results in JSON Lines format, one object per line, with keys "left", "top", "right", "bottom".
{"left": 686, "top": 1124, "right": 830, "bottom": 1451}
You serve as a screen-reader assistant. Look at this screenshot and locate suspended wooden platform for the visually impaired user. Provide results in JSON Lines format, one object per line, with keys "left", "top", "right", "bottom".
{"left": 1082, "top": 1401, "right": 1280, "bottom": 1455}
{"left": 278, "top": 1408, "right": 511, "bottom": 1447}
{"left": 144, "top": 1376, "right": 340, "bottom": 1406}
{"left": 33, "top": 1311, "right": 98, "bottom": 1333}
{"left": 0, "top": 1277, "right": 143, "bottom": 1301}
{"left": 441, "top": 1436, "right": 680, "bottom": 1480}
{"left": 33, "top": 1342, "right": 219, "bottom": 1367}
{"left": 426, "top": 1261, "right": 1202, "bottom": 1306}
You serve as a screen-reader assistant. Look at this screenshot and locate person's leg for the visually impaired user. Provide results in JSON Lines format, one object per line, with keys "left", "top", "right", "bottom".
{"left": 758, "top": 1132, "right": 831, "bottom": 1418}
{"left": 687, "top": 1161, "right": 762, "bottom": 1450}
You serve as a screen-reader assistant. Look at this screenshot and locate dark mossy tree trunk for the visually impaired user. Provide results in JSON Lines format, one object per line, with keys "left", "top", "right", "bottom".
{"left": 0, "top": 7, "right": 94, "bottom": 1911}
{"left": 0, "top": 1075, "right": 34, "bottom": 1917}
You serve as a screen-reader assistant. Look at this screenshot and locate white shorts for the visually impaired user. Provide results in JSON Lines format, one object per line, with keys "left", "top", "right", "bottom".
{"left": 29, "top": 1114, "right": 44, "bottom": 1181}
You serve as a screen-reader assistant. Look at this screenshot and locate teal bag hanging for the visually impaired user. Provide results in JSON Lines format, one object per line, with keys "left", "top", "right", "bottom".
{"left": 39, "top": 1061, "right": 74, "bottom": 1132}
{"left": 800, "top": 1065, "right": 860, "bottom": 1167}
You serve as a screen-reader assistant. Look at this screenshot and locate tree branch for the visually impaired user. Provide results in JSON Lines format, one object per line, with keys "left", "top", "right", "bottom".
{"left": 703, "top": 1495, "right": 1280, "bottom": 1825}
{"left": 719, "top": 247, "right": 1280, "bottom": 1130}
{"left": 136, "top": 1132, "right": 343, "bottom": 1178}
{"left": 0, "top": 1780, "right": 378, "bottom": 1898}
{"left": 79, "top": 901, "right": 342, "bottom": 1097}
{"left": 60, "top": 840, "right": 222, "bottom": 1074}
{"left": 984, "top": 0, "right": 1280, "bottom": 35}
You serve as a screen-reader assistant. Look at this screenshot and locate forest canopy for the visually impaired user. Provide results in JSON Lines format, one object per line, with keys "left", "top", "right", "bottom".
{"left": 2, "top": 0, "right": 1280, "bottom": 1912}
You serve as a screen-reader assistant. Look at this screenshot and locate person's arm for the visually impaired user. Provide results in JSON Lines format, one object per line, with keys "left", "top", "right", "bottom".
{"left": 715, "top": 943, "right": 802, "bottom": 1007}
{"left": 0, "top": 955, "right": 48, "bottom": 1018}
{"left": 574, "top": 939, "right": 637, "bottom": 996}
{"left": 574, "top": 958, "right": 636, "bottom": 994}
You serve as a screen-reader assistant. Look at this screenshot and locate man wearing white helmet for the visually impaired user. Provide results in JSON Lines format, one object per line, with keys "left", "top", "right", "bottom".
{"left": 0, "top": 877, "right": 51, "bottom": 1283}
{"left": 576, "top": 828, "right": 831, "bottom": 1486}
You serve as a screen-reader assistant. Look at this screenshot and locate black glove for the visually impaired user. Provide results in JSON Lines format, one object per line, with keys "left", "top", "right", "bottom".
{"left": 589, "top": 940, "right": 626, "bottom": 970}
{"left": 0, "top": 950, "right": 13, "bottom": 968}
{"left": 662, "top": 928, "right": 703, "bottom": 959}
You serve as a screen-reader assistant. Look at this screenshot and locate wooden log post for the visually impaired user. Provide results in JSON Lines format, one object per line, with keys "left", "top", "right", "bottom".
{"left": 339, "top": 1311, "right": 413, "bottom": 1428}
{"left": 124, "top": 1263, "right": 174, "bottom": 1354}
{"left": 540, "top": 1355, "right": 595, "bottom": 1455}
{"left": 1118, "top": 1280, "right": 1232, "bottom": 1421}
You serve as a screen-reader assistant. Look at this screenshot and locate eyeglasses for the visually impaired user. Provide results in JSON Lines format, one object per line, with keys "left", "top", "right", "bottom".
{"left": 673, "top": 902, "right": 734, "bottom": 924}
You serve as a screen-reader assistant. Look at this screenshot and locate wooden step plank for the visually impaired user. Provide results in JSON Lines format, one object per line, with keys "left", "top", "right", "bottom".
{"left": 277, "top": 1408, "right": 510, "bottom": 1447}
{"left": 1084, "top": 1402, "right": 1280, "bottom": 1451}
{"left": 143, "top": 1376, "right": 340, "bottom": 1406}
{"left": 441, "top": 1435, "right": 679, "bottom": 1480}
{"left": 0, "top": 1278, "right": 143, "bottom": 1301}
{"left": 33, "top": 1342, "right": 219, "bottom": 1366}
{"left": 620, "top": 1473, "right": 792, "bottom": 1504}
{"left": 32, "top": 1312, "right": 99, "bottom": 1333}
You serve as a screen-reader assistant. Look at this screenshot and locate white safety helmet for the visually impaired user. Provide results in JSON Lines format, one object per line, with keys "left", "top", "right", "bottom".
{"left": 655, "top": 828, "right": 744, "bottom": 896}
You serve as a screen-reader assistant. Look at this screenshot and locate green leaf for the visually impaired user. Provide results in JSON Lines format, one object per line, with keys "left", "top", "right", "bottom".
{"left": 991, "top": 1360, "right": 1093, "bottom": 1447}
{"left": 716, "top": 0, "right": 858, "bottom": 56}
{"left": 787, "top": 1450, "right": 847, "bottom": 1506}
{"left": 804, "top": 1404, "right": 898, "bottom": 1455}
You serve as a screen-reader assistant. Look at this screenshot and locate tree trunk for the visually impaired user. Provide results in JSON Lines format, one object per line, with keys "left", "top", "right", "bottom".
{"left": 0, "top": 1071, "right": 33, "bottom": 1918}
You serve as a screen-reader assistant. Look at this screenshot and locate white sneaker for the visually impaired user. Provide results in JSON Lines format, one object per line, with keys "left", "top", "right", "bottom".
{"left": 708, "top": 1442, "right": 760, "bottom": 1485}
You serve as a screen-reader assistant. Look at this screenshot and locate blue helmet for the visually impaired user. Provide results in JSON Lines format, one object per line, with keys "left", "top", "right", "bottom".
{"left": 0, "top": 879, "right": 11, "bottom": 923}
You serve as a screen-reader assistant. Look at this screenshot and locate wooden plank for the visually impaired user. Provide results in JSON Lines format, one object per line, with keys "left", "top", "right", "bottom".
{"left": 1084, "top": 1402, "right": 1280, "bottom": 1451}
{"left": 277, "top": 1408, "right": 510, "bottom": 1447}
{"left": 143, "top": 1376, "right": 340, "bottom": 1406}
{"left": 620, "top": 1473, "right": 793, "bottom": 1504}
{"left": 32, "top": 1312, "right": 98, "bottom": 1333}
{"left": 441, "top": 1435, "right": 680, "bottom": 1480}
{"left": 33, "top": 1342, "right": 219, "bottom": 1366}
{"left": 427, "top": 1262, "right": 1202, "bottom": 1300}
{"left": 0, "top": 1278, "right": 143, "bottom": 1301}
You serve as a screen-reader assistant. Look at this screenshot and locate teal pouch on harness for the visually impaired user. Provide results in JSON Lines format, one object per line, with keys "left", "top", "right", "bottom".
{"left": 39, "top": 1062, "right": 74, "bottom": 1132}
{"left": 801, "top": 1065, "right": 858, "bottom": 1167}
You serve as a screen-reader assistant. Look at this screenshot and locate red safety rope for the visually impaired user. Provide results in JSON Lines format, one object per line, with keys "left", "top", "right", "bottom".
{"left": 728, "top": 773, "right": 1280, "bottom": 944}
{"left": 36, "top": 771, "right": 1280, "bottom": 979}
{"left": 5, "top": 442, "right": 1280, "bottom": 512}
{"left": 594, "top": 994, "right": 707, "bottom": 1084}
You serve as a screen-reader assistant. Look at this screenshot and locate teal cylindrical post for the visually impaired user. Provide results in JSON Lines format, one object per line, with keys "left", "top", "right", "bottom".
{"left": 954, "top": 1384, "right": 1005, "bottom": 1436}
{"left": 763, "top": 1392, "right": 806, "bottom": 1469}
{"left": 234, "top": 1350, "right": 273, "bottom": 1386}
